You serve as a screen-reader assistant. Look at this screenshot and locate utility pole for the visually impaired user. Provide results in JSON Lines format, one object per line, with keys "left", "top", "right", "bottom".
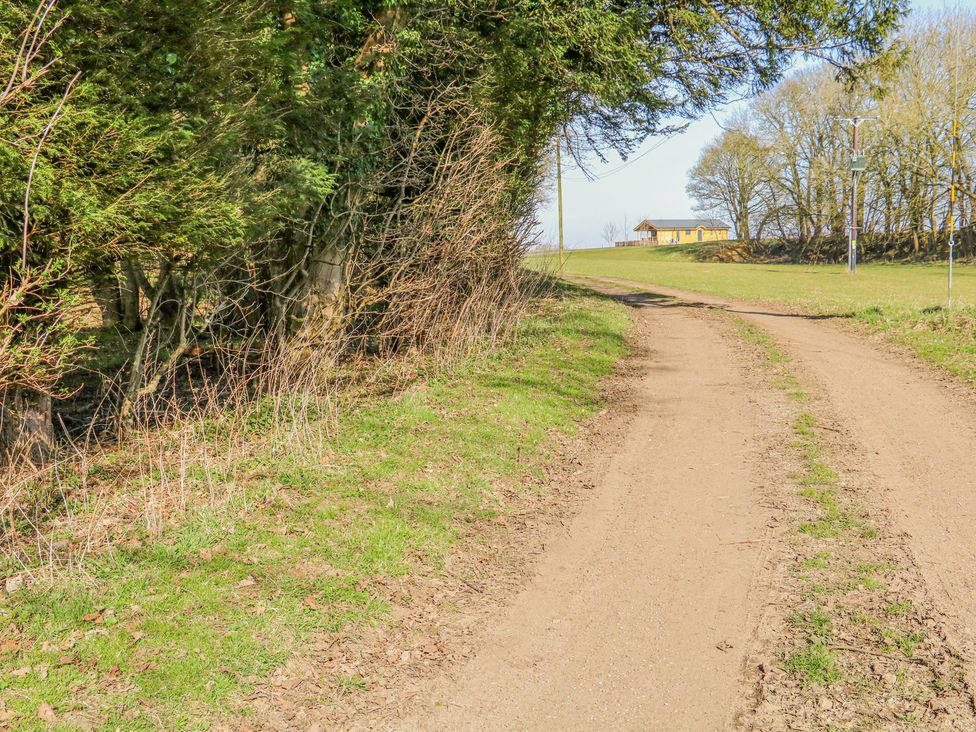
{"left": 835, "top": 116, "right": 873, "bottom": 274}
{"left": 556, "top": 134, "right": 565, "bottom": 271}
{"left": 850, "top": 120, "right": 860, "bottom": 274}
{"left": 949, "top": 117, "right": 958, "bottom": 308}
{"left": 948, "top": 30, "right": 961, "bottom": 309}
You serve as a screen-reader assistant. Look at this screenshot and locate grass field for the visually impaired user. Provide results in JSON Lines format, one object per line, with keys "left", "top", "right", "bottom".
{"left": 529, "top": 245, "right": 976, "bottom": 386}
{"left": 1, "top": 288, "right": 629, "bottom": 729}
{"left": 531, "top": 245, "right": 976, "bottom": 311}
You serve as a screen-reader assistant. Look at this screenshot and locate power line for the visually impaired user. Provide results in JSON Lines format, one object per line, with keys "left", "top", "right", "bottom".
{"left": 563, "top": 133, "right": 679, "bottom": 182}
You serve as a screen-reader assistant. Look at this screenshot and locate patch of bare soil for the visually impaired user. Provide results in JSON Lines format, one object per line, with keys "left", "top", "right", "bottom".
{"left": 244, "top": 275, "right": 976, "bottom": 730}
{"left": 581, "top": 276, "right": 976, "bottom": 729}
{"left": 717, "top": 315, "right": 975, "bottom": 731}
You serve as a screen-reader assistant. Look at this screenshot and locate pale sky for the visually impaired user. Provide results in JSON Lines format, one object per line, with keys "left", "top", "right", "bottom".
{"left": 538, "top": 0, "right": 961, "bottom": 250}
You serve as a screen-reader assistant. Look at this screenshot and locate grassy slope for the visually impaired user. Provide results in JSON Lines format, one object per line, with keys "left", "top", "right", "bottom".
{"left": 530, "top": 245, "right": 976, "bottom": 386}
{"left": 0, "top": 290, "right": 629, "bottom": 730}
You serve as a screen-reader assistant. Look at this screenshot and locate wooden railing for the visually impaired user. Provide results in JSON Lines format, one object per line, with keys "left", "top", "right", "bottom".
{"left": 614, "top": 239, "right": 647, "bottom": 247}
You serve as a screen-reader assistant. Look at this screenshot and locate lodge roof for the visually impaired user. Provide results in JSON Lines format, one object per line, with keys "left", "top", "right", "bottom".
{"left": 634, "top": 218, "right": 729, "bottom": 231}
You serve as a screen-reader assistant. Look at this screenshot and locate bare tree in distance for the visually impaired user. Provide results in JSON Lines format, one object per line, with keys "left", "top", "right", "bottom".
{"left": 602, "top": 221, "right": 621, "bottom": 248}
{"left": 686, "top": 9, "right": 976, "bottom": 261}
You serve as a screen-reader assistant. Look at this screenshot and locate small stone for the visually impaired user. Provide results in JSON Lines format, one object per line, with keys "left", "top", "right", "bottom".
{"left": 4, "top": 575, "right": 23, "bottom": 595}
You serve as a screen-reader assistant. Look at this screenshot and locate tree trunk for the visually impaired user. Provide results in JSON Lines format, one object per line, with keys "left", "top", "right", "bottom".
{"left": 304, "top": 243, "right": 347, "bottom": 336}
{"left": 90, "top": 267, "right": 122, "bottom": 328}
{"left": 737, "top": 213, "right": 751, "bottom": 243}
{"left": 121, "top": 259, "right": 142, "bottom": 331}
{"left": 0, "top": 388, "right": 53, "bottom": 466}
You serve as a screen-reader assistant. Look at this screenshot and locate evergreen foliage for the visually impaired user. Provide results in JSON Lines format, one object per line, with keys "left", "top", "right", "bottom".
{"left": 0, "top": 0, "right": 903, "bottom": 458}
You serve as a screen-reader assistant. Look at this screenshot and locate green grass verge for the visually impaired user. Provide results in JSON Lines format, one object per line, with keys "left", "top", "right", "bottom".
{"left": 784, "top": 644, "right": 843, "bottom": 687}
{"left": 725, "top": 315, "right": 866, "bottom": 690}
{"left": 530, "top": 245, "right": 976, "bottom": 386}
{"left": 726, "top": 314, "right": 937, "bottom": 703}
{"left": 0, "top": 289, "right": 630, "bottom": 730}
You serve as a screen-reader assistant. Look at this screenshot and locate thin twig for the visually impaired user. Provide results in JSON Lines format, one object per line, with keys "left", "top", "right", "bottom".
{"left": 22, "top": 70, "right": 81, "bottom": 268}
{"left": 830, "top": 645, "right": 925, "bottom": 665}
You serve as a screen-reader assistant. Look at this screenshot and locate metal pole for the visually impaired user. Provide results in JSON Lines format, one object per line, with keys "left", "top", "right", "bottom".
{"left": 949, "top": 118, "right": 957, "bottom": 308}
{"left": 850, "top": 119, "right": 859, "bottom": 274}
{"left": 949, "top": 233, "right": 954, "bottom": 308}
{"left": 836, "top": 116, "right": 873, "bottom": 273}
{"left": 556, "top": 135, "right": 565, "bottom": 272}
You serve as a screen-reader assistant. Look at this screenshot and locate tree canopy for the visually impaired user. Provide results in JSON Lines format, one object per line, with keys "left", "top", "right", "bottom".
{"left": 1, "top": 0, "right": 905, "bottom": 460}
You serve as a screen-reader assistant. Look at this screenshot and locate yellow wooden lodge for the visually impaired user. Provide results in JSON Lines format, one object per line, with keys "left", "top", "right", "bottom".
{"left": 618, "top": 218, "right": 731, "bottom": 246}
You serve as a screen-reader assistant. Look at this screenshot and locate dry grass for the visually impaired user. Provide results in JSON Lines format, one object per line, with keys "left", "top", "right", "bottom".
{"left": 0, "top": 287, "right": 629, "bottom": 729}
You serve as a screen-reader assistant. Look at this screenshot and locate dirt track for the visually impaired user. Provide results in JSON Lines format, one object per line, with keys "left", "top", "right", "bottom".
{"left": 391, "top": 287, "right": 775, "bottom": 730}
{"left": 383, "top": 278, "right": 976, "bottom": 730}
{"left": 599, "top": 278, "right": 976, "bottom": 677}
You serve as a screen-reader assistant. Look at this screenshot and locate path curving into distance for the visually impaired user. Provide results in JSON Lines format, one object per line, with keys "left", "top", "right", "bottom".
{"left": 372, "top": 276, "right": 976, "bottom": 730}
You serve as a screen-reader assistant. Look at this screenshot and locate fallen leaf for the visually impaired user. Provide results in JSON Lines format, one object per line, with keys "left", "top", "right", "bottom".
{"left": 131, "top": 631, "right": 146, "bottom": 642}
{"left": 303, "top": 596, "right": 318, "bottom": 609}
{"left": 9, "top": 666, "right": 31, "bottom": 677}
{"left": 36, "top": 702, "right": 57, "bottom": 724}
{"left": 236, "top": 576, "right": 256, "bottom": 589}
{"left": 82, "top": 612, "right": 102, "bottom": 623}
{"left": 0, "top": 639, "right": 19, "bottom": 654}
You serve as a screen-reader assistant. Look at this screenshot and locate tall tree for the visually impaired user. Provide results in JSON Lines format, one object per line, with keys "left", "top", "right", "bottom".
{"left": 688, "top": 122, "right": 770, "bottom": 241}
{"left": 0, "top": 0, "right": 907, "bottom": 460}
